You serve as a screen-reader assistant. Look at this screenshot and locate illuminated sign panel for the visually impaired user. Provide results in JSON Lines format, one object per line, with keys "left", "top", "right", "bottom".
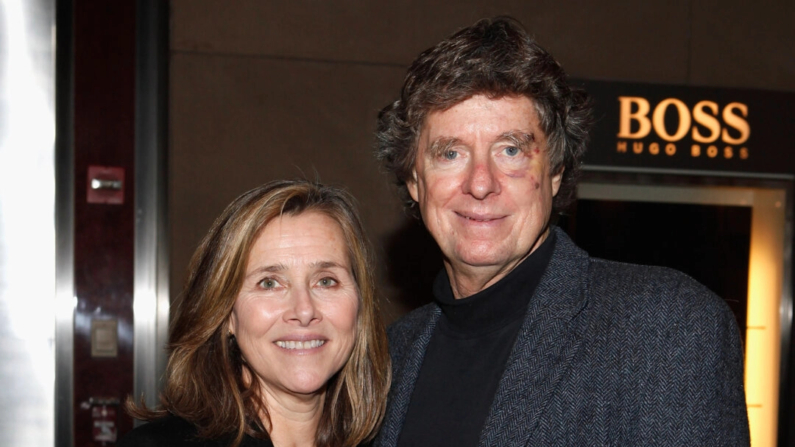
{"left": 579, "top": 80, "right": 795, "bottom": 174}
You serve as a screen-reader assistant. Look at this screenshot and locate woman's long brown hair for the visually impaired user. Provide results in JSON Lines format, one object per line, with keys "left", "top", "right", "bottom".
{"left": 127, "top": 180, "right": 391, "bottom": 447}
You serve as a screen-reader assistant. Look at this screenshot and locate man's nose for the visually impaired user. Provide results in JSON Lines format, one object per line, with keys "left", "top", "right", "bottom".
{"left": 462, "top": 157, "right": 500, "bottom": 199}
{"left": 286, "top": 287, "right": 320, "bottom": 326}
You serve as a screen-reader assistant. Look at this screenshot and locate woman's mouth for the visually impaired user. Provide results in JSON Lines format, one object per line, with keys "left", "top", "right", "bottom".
{"left": 275, "top": 340, "right": 326, "bottom": 350}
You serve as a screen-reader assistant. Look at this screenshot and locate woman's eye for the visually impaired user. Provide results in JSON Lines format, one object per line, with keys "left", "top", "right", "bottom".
{"left": 318, "top": 277, "right": 338, "bottom": 287}
{"left": 258, "top": 278, "right": 280, "bottom": 289}
{"left": 504, "top": 146, "right": 521, "bottom": 157}
{"left": 442, "top": 150, "right": 458, "bottom": 160}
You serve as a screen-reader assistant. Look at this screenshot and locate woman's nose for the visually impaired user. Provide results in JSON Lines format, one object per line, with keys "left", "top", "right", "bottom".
{"left": 286, "top": 287, "right": 320, "bottom": 326}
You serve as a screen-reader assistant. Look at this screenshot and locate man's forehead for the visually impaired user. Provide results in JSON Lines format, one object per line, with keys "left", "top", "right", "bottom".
{"left": 422, "top": 95, "right": 541, "bottom": 128}
{"left": 419, "top": 109, "right": 545, "bottom": 151}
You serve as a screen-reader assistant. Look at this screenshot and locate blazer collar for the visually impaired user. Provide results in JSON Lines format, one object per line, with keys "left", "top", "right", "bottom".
{"left": 378, "top": 305, "right": 441, "bottom": 447}
{"left": 478, "top": 227, "right": 590, "bottom": 446}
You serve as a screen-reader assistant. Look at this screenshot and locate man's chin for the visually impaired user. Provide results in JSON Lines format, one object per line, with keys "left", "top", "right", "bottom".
{"left": 446, "top": 241, "right": 538, "bottom": 273}
{"left": 449, "top": 248, "right": 512, "bottom": 270}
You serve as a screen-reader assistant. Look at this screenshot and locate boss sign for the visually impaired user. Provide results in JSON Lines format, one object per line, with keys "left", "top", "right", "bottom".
{"left": 616, "top": 97, "right": 750, "bottom": 160}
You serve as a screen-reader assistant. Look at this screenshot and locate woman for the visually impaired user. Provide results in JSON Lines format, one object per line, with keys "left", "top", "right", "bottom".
{"left": 120, "top": 180, "right": 391, "bottom": 447}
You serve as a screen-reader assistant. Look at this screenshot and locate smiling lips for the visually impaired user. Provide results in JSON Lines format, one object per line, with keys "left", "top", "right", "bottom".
{"left": 275, "top": 340, "right": 326, "bottom": 350}
{"left": 456, "top": 211, "right": 506, "bottom": 223}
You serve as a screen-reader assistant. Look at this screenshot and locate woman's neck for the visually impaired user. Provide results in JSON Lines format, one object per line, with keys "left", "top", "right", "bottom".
{"left": 261, "top": 387, "right": 324, "bottom": 447}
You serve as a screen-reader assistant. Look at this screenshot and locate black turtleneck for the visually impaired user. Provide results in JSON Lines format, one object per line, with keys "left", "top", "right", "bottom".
{"left": 396, "top": 231, "right": 556, "bottom": 447}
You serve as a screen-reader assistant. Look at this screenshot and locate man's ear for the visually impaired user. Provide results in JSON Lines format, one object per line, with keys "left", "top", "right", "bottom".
{"left": 551, "top": 167, "right": 564, "bottom": 197}
{"left": 406, "top": 171, "right": 420, "bottom": 202}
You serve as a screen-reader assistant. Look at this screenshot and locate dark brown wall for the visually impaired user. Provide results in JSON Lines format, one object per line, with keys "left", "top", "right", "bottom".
{"left": 168, "top": 0, "right": 795, "bottom": 321}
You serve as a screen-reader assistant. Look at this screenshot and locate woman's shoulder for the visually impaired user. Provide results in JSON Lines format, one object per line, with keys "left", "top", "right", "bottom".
{"left": 117, "top": 415, "right": 207, "bottom": 447}
{"left": 117, "top": 415, "right": 274, "bottom": 447}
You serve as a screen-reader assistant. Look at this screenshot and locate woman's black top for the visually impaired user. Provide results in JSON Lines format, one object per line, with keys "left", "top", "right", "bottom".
{"left": 117, "top": 416, "right": 274, "bottom": 447}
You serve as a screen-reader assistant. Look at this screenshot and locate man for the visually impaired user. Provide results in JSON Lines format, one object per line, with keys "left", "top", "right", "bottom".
{"left": 373, "top": 17, "right": 749, "bottom": 446}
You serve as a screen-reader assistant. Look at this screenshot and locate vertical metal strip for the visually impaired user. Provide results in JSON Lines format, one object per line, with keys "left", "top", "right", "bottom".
{"left": 133, "top": 0, "right": 169, "bottom": 415}
{"left": 777, "top": 182, "right": 794, "bottom": 445}
{"left": 54, "top": 0, "right": 75, "bottom": 445}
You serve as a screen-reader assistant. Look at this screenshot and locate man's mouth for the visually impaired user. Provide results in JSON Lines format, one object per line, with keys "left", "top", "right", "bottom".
{"left": 457, "top": 212, "right": 504, "bottom": 222}
{"left": 275, "top": 340, "right": 326, "bottom": 350}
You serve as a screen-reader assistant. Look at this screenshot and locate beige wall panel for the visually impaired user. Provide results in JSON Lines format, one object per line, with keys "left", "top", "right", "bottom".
{"left": 171, "top": 0, "right": 424, "bottom": 64}
{"left": 490, "top": 1, "right": 692, "bottom": 83}
{"left": 169, "top": 52, "right": 417, "bottom": 319}
{"left": 171, "top": 0, "right": 691, "bottom": 84}
{"left": 170, "top": 0, "right": 543, "bottom": 64}
{"left": 690, "top": 0, "right": 795, "bottom": 91}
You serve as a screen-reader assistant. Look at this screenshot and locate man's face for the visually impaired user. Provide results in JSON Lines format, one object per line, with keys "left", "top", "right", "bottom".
{"left": 407, "top": 95, "right": 562, "bottom": 289}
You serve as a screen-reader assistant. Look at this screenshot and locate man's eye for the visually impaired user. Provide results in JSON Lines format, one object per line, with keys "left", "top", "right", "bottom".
{"left": 442, "top": 150, "right": 458, "bottom": 160}
{"left": 504, "top": 146, "right": 521, "bottom": 157}
{"left": 259, "top": 278, "right": 280, "bottom": 289}
{"left": 318, "top": 277, "right": 338, "bottom": 287}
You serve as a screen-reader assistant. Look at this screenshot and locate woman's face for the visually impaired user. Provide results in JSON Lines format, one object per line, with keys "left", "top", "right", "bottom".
{"left": 229, "top": 211, "right": 359, "bottom": 401}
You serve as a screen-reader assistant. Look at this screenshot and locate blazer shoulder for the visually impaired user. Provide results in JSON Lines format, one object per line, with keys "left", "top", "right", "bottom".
{"left": 551, "top": 229, "right": 735, "bottom": 328}
{"left": 587, "top": 257, "right": 735, "bottom": 325}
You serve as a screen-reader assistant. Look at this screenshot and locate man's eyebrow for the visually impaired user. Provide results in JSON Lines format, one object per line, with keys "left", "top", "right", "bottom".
{"left": 427, "top": 137, "right": 461, "bottom": 156}
{"left": 498, "top": 131, "right": 535, "bottom": 148}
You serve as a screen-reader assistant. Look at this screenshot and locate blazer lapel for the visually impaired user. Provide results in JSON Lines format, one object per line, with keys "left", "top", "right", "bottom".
{"left": 376, "top": 305, "right": 441, "bottom": 447}
{"left": 479, "top": 229, "right": 590, "bottom": 447}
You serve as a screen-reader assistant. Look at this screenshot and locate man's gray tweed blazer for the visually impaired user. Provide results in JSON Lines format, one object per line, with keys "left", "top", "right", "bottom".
{"left": 374, "top": 227, "right": 749, "bottom": 446}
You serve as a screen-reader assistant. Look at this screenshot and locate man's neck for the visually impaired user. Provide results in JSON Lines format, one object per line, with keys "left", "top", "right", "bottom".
{"left": 446, "top": 262, "right": 517, "bottom": 299}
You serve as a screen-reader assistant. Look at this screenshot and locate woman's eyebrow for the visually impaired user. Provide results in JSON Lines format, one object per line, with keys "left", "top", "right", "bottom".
{"left": 310, "top": 261, "right": 345, "bottom": 269}
{"left": 246, "top": 264, "right": 286, "bottom": 278}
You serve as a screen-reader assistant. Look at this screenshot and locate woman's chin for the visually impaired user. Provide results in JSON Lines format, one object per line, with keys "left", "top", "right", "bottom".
{"left": 274, "top": 374, "right": 329, "bottom": 399}
{"left": 288, "top": 383, "right": 325, "bottom": 396}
